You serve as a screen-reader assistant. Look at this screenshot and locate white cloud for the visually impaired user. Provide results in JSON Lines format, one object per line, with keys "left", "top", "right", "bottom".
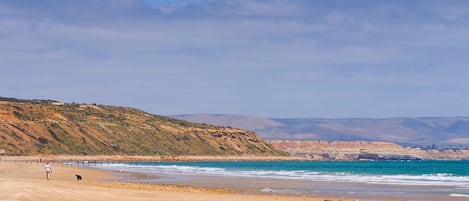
{"left": 1, "top": 0, "right": 469, "bottom": 118}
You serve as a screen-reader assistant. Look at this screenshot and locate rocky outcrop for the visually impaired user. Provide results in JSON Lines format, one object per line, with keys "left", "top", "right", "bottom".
{"left": 0, "top": 97, "right": 284, "bottom": 156}
{"left": 269, "top": 140, "right": 469, "bottom": 160}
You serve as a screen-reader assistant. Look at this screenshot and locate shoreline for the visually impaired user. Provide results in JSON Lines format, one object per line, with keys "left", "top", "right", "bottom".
{"left": 3, "top": 156, "right": 469, "bottom": 201}
{"left": 94, "top": 161, "right": 469, "bottom": 201}
{"left": 0, "top": 158, "right": 355, "bottom": 201}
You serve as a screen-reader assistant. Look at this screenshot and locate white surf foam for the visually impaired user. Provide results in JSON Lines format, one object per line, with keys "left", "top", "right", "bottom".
{"left": 450, "top": 193, "right": 469, "bottom": 197}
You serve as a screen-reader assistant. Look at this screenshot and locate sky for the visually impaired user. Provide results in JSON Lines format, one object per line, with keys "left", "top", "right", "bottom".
{"left": 1, "top": 0, "right": 469, "bottom": 118}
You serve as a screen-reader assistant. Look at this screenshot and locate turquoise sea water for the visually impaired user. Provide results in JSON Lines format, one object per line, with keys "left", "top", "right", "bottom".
{"left": 96, "top": 160, "right": 469, "bottom": 200}
{"left": 141, "top": 160, "right": 469, "bottom": 176}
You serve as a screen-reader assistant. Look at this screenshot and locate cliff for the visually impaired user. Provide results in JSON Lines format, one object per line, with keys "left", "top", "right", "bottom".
{"left": 269, "top": 140, "right": 469, "bottom": 160}
{"left": 0, "top": 97, "right": 283, "bottom": 156}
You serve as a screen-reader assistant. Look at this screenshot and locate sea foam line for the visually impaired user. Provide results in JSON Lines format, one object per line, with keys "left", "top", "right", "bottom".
{"left": 450, "top": 193, "right": 469, "bottom": 197}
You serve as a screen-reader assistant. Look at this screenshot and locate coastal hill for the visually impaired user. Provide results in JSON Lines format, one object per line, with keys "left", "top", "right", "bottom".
{"left": 0, "top": 97, "right": 283, "bottom": 156}
{"left": 174, "top": 114, "right": 469, "bottom": 147}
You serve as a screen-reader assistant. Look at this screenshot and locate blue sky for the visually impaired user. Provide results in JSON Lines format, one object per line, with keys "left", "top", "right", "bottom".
{"left": 1, "top": 0, "right": 469, "bottom": 118}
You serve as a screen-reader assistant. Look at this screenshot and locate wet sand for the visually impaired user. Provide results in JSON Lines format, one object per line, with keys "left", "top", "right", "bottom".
{"left": 0, "top": 159, "right": 353, "bottom": 201}
{"left": 114, "top": 169, "right": 469, "bottom": 201}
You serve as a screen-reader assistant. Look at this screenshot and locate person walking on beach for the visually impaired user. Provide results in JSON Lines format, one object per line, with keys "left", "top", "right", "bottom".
{"left": 45, "top": 162, "right": 52, "bottom": 180}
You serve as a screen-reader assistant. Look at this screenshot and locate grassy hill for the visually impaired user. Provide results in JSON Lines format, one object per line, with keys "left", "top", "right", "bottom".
{"left": 0, "top": 97, "right": 283, "bottom": 156}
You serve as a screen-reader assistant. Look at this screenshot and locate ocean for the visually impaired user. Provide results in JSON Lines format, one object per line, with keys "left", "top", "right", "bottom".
{"left": 93, "top": 160, "right": 469, "bottom": 200}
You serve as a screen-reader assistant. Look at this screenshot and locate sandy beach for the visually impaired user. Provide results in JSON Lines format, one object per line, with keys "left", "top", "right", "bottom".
{"left": 0, "top": 158, "right": 354, "bottom": 201}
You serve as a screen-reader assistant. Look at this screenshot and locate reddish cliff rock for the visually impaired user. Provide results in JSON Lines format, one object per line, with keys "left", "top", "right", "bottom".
{"left": 269, "top": 140, "right": 469, "bottom": 160}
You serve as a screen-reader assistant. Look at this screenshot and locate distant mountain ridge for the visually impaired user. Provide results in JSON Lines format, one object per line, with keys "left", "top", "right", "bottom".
{"left": 0, "top": 98, "right": 283, "bottom": 156}
{"left": 173, "top": 114, "right": 469, "bottom": 146}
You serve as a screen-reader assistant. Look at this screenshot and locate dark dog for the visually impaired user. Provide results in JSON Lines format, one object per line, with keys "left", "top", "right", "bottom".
{"left": 75, "top": 174, "right": 82, "bottom": 181}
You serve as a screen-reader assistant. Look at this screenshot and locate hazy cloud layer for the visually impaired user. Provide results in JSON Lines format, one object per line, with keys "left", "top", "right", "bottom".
{"left": 1, "top": 0, "right": 468, "bottom": 118}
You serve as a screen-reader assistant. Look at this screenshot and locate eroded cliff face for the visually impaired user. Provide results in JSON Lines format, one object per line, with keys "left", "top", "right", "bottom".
{"left": 0, "top": 98, "right": 283, "bottom": 156}
{"left": 269, "top": 140, "right": 469, "bottom": 160}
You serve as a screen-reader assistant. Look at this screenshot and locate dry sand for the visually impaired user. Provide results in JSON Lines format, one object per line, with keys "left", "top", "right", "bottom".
{"left": 0, "top": 159, "right": 354, "bottom": 201}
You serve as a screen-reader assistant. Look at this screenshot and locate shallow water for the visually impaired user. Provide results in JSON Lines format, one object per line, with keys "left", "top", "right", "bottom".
{"left": 92, "top": 160, "right": 469, "bottom": 201}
